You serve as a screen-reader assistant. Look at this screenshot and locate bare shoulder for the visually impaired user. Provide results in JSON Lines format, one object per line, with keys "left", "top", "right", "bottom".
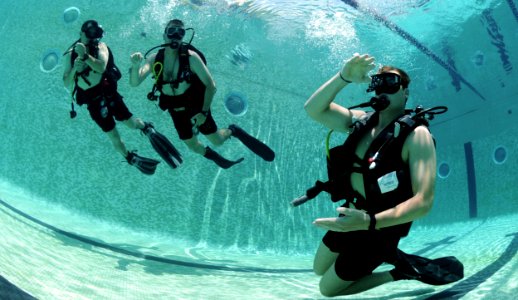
{"left": 146, "top": 52, "right": 157, "bottom": 64}
{"left": 98, "top": 42, "right": 108, "bottom": 52}
{"left": 402, "top": 125, "right": 435, "bottom": 160}
{"left": 97, "top": 42, "right": 109, "bottom": 59}
{"left": 188, "top": 49, "right": 203, "bottom": 62}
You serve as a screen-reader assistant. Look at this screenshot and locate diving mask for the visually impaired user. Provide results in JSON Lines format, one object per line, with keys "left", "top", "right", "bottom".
{"left": 166, "top": 26, "right": 186, "bottom": 40}
{"left": 366, "top": 73, "right": 402, "bottom": 95}
{"left": 81, "top": 20, "right": 104, "bottom": 40}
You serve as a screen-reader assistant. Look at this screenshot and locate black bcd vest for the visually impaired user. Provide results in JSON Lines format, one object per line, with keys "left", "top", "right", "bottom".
{"left": 326, "top": 111, "right": 432, "bottom": 237}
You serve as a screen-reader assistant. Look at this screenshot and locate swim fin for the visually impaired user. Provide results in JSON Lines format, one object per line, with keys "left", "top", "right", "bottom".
{"left": 126, "top": 151, "right": 160, "bottom": 175}
{"left": 228, "top": 124, "right": 275, "bottom": 162}
{"left": 390, "top": 249, "right": 464, "bottom": 285}
{"left": 142, "top": 122, "right": 183, "bottom": 169}
{"left": 204, "top": 146, "right": 244, "bottom": 169}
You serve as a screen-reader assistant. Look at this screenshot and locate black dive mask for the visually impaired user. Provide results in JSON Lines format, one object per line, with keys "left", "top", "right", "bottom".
{"left": 166, "top": 27, "right": 185, "bottom": 40}
{"left": 81, "top": 20, "right": 104, "bottom": 40}
{"left": 366, "top": 73, "right": 402, "bottom": 95}
{"left": 166, "top": 27, "right": 185, "bottom": 49}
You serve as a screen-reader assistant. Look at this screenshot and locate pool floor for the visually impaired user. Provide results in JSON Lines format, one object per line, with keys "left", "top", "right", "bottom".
{"left": 1, "top": 200, "right": 517, "bottom": 299}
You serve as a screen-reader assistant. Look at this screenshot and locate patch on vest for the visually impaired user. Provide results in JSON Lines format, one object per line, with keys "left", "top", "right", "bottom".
{"left": 377, "top": 171, "right": 399, "bottom": 193}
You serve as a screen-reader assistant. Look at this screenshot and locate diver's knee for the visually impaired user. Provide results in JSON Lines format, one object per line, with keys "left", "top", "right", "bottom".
{"left": 314, "top": 267, "right": 326, "bottom": 277}
{"left": 210, "top": 138, "right": 224, "bottom": 146}
{"left": 319, "top": 281, "right": 338, "bottom": 298}
{"left": 127, "top": 117, "right": 145, "bottom": 129}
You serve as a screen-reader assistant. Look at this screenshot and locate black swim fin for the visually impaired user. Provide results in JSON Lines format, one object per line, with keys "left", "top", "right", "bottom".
{"left": 126, "top": 151, "right": 160, "bottom": 175}
{"left": 390, "top": 249, "right": 464, "bottom": 286}
{"left": 142, "top": 122, "right": 183, "bottom": 169}
{"left": 228, "top": 124, "right": 275, "bottom": 162}
{"left": 204, "top": 146, "right": 244, "bottom": 169}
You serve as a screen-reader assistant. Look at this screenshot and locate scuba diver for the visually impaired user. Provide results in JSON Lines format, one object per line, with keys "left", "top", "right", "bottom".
{"left": 129, "top": 19, "right": 275, "bottom": 169}
{"left": 63, "top": 20, "right": 182, "bottom": 175}
{"left": 301, "top": 53, "right": 463, "bottom": 297}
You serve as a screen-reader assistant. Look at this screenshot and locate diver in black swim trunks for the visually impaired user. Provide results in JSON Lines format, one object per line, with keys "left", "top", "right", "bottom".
{"left": 63, "top": 20, "right": 180, "bottom": 175}
{"left": 304, "top": 53, "right": 462, "bottom": 296}
{"left": 129, "top": 19, "right": 274, "bottom": 169}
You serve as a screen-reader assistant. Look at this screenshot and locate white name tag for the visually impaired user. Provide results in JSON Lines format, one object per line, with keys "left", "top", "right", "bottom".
{"left": 377, "top": 171, "right": 399, "bottom": 194}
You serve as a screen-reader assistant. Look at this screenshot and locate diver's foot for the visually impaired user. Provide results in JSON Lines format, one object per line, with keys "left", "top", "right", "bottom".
{"left": 390, "top": 250, "right": 421, "bottom": 281}
{"left": 390, "top": 249, "right": 464, "bottom": 285}
{"left": 141, "top": 122, "right": 156, "bottom": 137}
{"left": 126, "top": 151, "right": 160, "bottom": 175}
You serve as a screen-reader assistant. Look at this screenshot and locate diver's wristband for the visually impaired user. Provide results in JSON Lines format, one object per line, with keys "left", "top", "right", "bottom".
{"left": 201, "top": 110, "right": 209, "bottom": 117}
{"left": 339, "top": 72, "right": 352, "bottom": 83}
{"left": 368, "top": 212, "right": 376, "bottom": 231}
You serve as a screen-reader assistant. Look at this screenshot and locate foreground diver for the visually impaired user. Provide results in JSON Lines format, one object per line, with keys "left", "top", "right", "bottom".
{"left": 303, "top": 53, "right": 463, "bottom": 297}
{"left": 63, "top": 20, "right": 182, "bottom": 175}
{"left": 129, "top": 19, "right": 274, "bottom": 169}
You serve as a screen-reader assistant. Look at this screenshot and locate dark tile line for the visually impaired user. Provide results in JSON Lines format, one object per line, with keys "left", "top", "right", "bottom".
{"left": 0, "top": 198, "right": 311, "bottom": 274}
{"left": 339, "top": 0, "right": 487, "bottom": 101}
{"left": 424, "top": 232, "right": 518, "bottom": 299}
{"left": 0, "top": 275, "right": 37, "bottom": 300}
{"left": 464, "top": 142, "right": 478, "bottom": 218}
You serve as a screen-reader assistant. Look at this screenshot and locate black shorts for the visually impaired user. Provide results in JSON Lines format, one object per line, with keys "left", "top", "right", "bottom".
{"left": 76, "top": 82, "right": 132, "bottom": 132}
{"left": 323, "top": 229, "right": 401, "bottom": 281}
{"left": 159, "top": 87, "right": 217, "bottom": 140}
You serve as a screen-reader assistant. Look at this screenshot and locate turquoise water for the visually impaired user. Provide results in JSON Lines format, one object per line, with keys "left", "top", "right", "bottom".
{"left": 1, "top": 0, "right": 517, "bottom": 298}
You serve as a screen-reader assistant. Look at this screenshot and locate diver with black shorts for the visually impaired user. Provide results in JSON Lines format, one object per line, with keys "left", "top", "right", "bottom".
{"left": 129, "top": 19, "right": 275, "bottom": 169}
{"left": 301, "top": 53, "right": 463, "bottom": 297}
{"left": 63, "top": 20, "right": 182, "bottom": 175}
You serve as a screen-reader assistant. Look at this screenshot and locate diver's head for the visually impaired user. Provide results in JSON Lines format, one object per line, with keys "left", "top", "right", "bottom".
{"left": 80, "top": 20, "right": 104, "bottom": 43}
{"left": 366, "top": 66, "right": 410, "bottom": 111}
{"left": 164, "top": 19, "right": 186, "bottom": 49}
{"left": 81, "top": 20, "right": 104, "bottom": 41}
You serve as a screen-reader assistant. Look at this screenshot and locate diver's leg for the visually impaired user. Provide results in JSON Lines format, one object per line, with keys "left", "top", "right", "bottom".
{"left": 197, "top": 112, "right": 231, "bottom": 146}
{"left": 106, "top": 127, "right": 129, "bottom": 156}
{"left": 205, "top": 129, "right": 231, "bottom": 146}
{"left": 339, "top": 272, "right": 393, "bottom": 295}
{"left": 183, "top": 136, "right": 206, "bottom": 155}
{"left": 318, "top": 230, "right": 397, "bottom": 296}
{"left": 122, "top": 116, "right": 145, "bottom": 130}
{"left": 313, "top": 241, "right": 339, "bottom": 276}
{"left": 184, "top": 136, "right": 242, "bottom": 168}
{"left": 319, "top": 263, "right": 393, "bottom": 297}
{"left": 319, "top": 263, "right": 354, "bottom": 297}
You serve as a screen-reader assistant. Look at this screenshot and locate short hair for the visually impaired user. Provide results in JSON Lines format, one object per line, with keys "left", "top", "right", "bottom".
{"left": 378, "top": 65, "right": 411, "bottom": 89}
{"left": 165, "top": 19, "right": 185, "bottom": 31}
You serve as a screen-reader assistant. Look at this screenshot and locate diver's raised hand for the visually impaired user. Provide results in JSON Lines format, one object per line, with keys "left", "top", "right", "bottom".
{"left": 340, "top": 53, "right": 376, "bottom": 83}
{"left": 130, "top": 52, "right": 144, "bottom": 66}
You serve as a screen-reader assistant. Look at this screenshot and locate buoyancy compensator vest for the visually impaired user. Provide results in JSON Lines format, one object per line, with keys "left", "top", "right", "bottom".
{"left": 292, "top": 106, "right": 447, "bottom": 237}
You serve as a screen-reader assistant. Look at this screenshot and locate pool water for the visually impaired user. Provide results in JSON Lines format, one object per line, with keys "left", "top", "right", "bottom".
{"left": 1, "top": 0, "right": 517, "bottom": 298}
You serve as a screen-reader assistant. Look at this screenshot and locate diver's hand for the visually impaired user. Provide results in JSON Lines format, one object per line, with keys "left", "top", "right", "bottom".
{"left": 313, "top": 207, "right": 370, "bottom": 232}
{"left": 191, "top": 113, "right": 207, "bottom": 127}
{"left": 74, "top": 43, "right": 87, "bottom": 57}
{"left": 73, "top": 57, "right": 87, "bottom": 72}
{"left": 130, "top": 52, "right": 143, "bottom": 66}
{"left": 340, "top": 53, "right": 376, "bottom": 83}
